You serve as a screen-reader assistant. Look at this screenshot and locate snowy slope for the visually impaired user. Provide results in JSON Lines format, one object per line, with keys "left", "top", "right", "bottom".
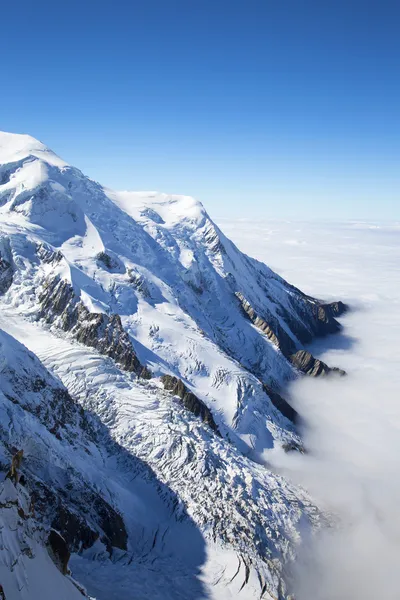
{"left": 0, "top": 131, "right": 345, "bottom": 599}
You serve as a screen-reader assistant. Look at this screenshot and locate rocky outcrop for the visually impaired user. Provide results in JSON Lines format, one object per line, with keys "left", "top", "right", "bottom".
{"left": 0, "top": 238, "right": 13, "bottom": 295}
{"left": 161, "top": 375, "right": 220, "bottom": 435}
{"left": 282, "top": 294, "right": 348, "bottom": 346}
{"left": 128, "top": 268, "right": 151, "bottom": 297}
{"left": 36, "top": 242, "right": 63, "bottom": 265}
{"left": 236, "top": 289, "right": 348, "bottom": 356}
{"left": 236, "top": 292, "right": 348, "bottom": 380}
{"left": 313, "top": 301, "right": 348, "bottom": 336}
{"left": 96, "top": 251, "right": 125, "bottom": 273}
{"left": 263, "top": 384, "right": 298, "bottom": 424}
{"left": 35, "top": 484, "right": 128, "bottom": 555}
{"left": 203, "top": 222, "right": 226, "bottom": 254}
{"left": 290, "top": 350, "right": 346, "bottom": 377}
{"left": 322, "top": 300, "right": 347, "bottom": 318}
{"left": 235, "top": 292, "right": 295, "bottom": 356}
{"left": 38, "top": 277, "right": 150, "bottom": 377}
{"left": 47, "top": 529, "right": 70, "bottom": 575}
{"left": 46, "top": 497, "right": 99, "bottom": 553}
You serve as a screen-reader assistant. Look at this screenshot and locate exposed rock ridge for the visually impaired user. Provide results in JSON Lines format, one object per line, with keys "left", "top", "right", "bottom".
{"left": 0, "top": 237, "right": 13, "bottom": 294}
{"left": 38, "top": 276, "right": 150, "bottom": 377}
{"left": 160, "top": 375, "right": 221, "bottom": 435}
{"left": 262, "top": 384, "right": 298, "bottom": 424}
{"left": 36, "top": 242, "right": 63, "bottom": 265}
{"left": 236, "top": 291, "right": 295, "bottom": 356}
{"left": 289, "top": 349, "right": 346, "bottom": 377}
{"left": 236, "top": 291, "right": 347, "bottom": 379}
{"left": 314, "top": 300, "right": 348, "bottom": 335}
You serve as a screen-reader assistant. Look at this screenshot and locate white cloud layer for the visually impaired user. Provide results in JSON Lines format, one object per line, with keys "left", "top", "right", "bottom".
{"left": 218, "top": 218, "right": 400, "bottom": 599}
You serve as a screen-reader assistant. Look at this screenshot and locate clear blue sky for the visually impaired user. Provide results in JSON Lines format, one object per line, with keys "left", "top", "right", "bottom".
{"left": 1, "top": 0, "right": 399, "bottom": 219}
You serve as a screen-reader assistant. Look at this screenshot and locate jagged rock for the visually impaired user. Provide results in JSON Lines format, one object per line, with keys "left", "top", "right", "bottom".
{"left": 321, "top": 300, "right": 348, "bottom": 318}
{"left": 96, "top": 251, "right": 125, "bottom": 273}
{"left": 263, "top": 385, "right": 298, "bottom": 424}
{"left": 46, "top": 500, "right": 100, "bottom": 554}
{"left": 0, "top": 238, "right": 13, "bottom": 295}
{"left": 290, "top": 349, "right": 346, "bottom": 377}
{"left": 203, "top": 222, "right": 225, "bottom": 254}
{"left": 236, "top": 292, "right": 348, "bottom": 380}
{"left": 161, "top": 375, "right": 220, "bottom": 435}
{"left": 92, "top": 495, "right": 127, "bottom": 553}
{"left": 36, "top": 242, "right": 63, "bottom": 264}
{"left": 235, "top": 292, "right": 295, "bottom": 356}
{"left": 128, "top": 268, "right": 151, "bottom": 297}
{"left": 314, "top": 302, "right": 347, "bottom": 336}
{"left": 39, "top": 277, "right": 150, "bottom": 376}
{"left": 47, "top": 529, "right": 70, "bottom": 575}
{"left": 273, "top": 289, "right": 348, "bottom": 347}
{"left": 236, "top": 288, "right": 348, "bottom": 358}
{"left": 33, "top": 473, "right": 128, "bottom": 556}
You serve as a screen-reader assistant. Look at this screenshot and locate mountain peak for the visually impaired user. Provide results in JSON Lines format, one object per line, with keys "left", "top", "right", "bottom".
{"left": 0, "top": 131, "right": 68, "bottom": 168}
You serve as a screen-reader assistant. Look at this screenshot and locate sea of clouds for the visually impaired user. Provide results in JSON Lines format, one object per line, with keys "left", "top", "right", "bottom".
{"left": 218, "top": 218, "right": 400, "bottom": 600}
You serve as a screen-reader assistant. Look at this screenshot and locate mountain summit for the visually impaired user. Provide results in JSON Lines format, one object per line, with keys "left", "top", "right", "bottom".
{"left": 0, "top": 132, "right": 346, "bottom": 599}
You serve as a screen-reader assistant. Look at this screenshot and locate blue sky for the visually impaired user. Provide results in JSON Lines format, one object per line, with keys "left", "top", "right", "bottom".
{"left": 1, "top": 0, "right": 399, "bottom": 219}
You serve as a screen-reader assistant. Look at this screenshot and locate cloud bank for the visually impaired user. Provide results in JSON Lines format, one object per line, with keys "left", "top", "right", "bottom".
{"left": 218, "top": 218, "right": 400, "bottom": 599}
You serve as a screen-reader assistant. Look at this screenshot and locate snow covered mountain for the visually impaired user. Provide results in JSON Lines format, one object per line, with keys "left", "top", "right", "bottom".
{"left": 0, "top": 131, "right": 346, "bottom": 599}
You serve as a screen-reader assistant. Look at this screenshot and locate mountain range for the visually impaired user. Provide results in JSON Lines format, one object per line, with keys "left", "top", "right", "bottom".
{"left": 0, "top": 132, "right": 346, "bottom": 600}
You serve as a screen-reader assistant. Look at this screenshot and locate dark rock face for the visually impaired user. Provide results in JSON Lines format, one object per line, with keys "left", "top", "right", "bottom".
{"left": 49, "top": 502, "right": 99, "bottom": 553}
{"left": 263, "top": 385, "right": 298, "bottom": 424}
{"left": 38, "top": 276, "right": 150, "bottom": 377}
{"left": 235, "top": 290, "right": 348, "bottom": 381}
{"left": 235, "top": 292, "right": 295, "bottom": 356}
{"left": 92, "top": 494, "right": 127, "bottom": 552}
{"left": 96, "top": 251, "right": 125, "bottom": 274}
{"left": 33, "top": 476, "right": 128, "bottom": 555}
{"left": 1, "top": 454, "right": 87, "bottom": 593}
{"left": 0, "top": 239, "right": 13, "bottom": 295}
{"left": 47, "top": 529, "right": 70, "bottom": 575}
{"left": 285, "top": 296, "right": 348, "bottom": 345}
{"left": 36, "top": 243, "right": 63, "bottom": 265}
{"left": 290, "top": 350, "right": 346, "bottom": 377}
{"left": 323, "top": 300, "right": 347, "bottom": 318}
{"left": 236, "top": 292, "right": 349, "bottom": 359}
{"left": 203, "top": 223, "right": 226, "bottom": 254}
{"left": 161, "top": 375, "right": 220, "bottom": 435}
{"left": 314, "top": 302, "right": 347, "bottom": 336}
